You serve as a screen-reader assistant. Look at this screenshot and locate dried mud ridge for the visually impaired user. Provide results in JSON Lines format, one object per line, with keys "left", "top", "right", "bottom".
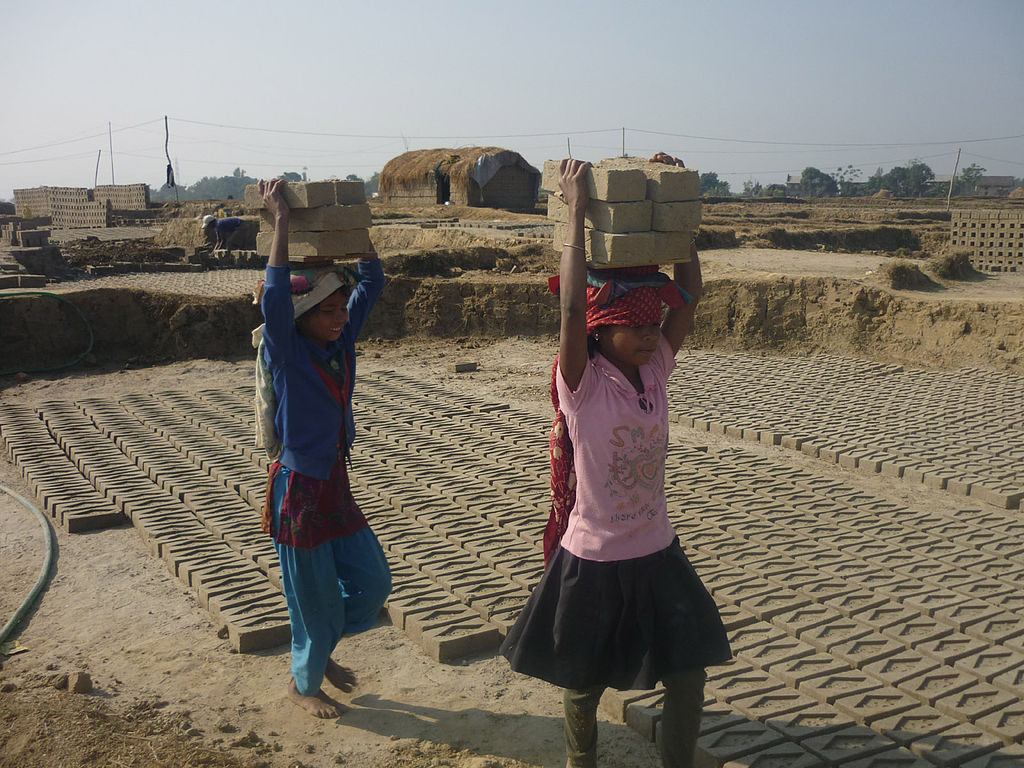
{"left": 2, "top": 273, "right": 1020, "bottom": 375}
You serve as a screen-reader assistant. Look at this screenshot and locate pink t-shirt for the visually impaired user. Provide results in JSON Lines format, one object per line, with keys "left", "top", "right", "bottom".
{"left": 556, "top": 334, "right": 677, "bottom": 562}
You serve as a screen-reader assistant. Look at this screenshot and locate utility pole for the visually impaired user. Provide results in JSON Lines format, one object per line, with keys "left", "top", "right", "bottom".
{"left": 108, "top": 122, "right": 115, "bottom": 184}
{"left": 946, "top": 147, "right": 961, "bottom": 212}
{"left": 94, "top": 149, "right": 102, "bottom": 189}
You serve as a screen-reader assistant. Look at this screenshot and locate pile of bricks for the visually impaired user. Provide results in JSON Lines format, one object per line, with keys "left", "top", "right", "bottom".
{"left": 544, "top": 157, "right": 700, "bottom": 267}
{"left": 246, "top": 180, "right": 370, "bottom": 266}
{"left": 93, "top": 183, "right": 151, "bottom": 211}
{"left": 951, "top": 209, "right": 1024, "bottom": 273}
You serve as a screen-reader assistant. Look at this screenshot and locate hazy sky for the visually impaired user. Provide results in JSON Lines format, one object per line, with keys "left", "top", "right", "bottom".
{"left": 2, "top": 0, "right": 1022, "bottom": 199}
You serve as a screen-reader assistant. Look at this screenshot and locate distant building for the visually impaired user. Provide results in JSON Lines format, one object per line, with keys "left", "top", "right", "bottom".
{"left": 380, "top": 147, "right": 540, "bottom": 211}
{"left": 975, "top": 176, "right": 1015, "bottom": 197}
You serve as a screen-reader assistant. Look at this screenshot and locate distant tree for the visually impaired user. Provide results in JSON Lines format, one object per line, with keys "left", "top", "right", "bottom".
{"left": 345, "top": 173, "right": 362, "bottom": 182}
{"left": 832, "top": 165, "right": 862, "bottom": 196}
{"left": 699, "top": 171, "right": 731, "bottom": 196}
{"left": 742, "top": 179, "right": 763, "bottom": 197}
{"left": 364, "top": 171, "right": 380, "bottom": 196}
{"left": 800, "top": 167, "right": 838, "bottom": 197}
{"left": 956, "top": 163, "right": 985, "bottom": 195}
{"left": 876, "top": 160, "right": 934, "bottom": 197}
{"left": 280, "top": 171, "right": 303, "bottom": 182}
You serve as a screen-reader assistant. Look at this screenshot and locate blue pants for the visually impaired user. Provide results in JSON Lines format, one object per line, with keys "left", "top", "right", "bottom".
{"left": 272, "top": 469, "right": 391, "bottom": 696}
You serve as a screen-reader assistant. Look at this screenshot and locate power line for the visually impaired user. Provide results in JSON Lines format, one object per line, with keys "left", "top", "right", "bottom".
{"left": 630, "top": 127, "right": 1024, "bottom": 148}
{"left": 0, "top": 118, "right": 164, "bottom": 157}
{"left": 169, "top": 117, "right": 622, "bottom": 141}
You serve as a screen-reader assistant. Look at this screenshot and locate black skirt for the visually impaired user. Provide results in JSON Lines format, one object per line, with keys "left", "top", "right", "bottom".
{"left": 500, "top": 538, "right": 732, "bottom": 691}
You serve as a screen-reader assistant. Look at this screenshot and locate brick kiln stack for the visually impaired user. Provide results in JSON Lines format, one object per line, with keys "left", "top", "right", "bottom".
{"left": 544, "top": 157, "right": 700, "bottom": 267}
{"left": 246, "top": 180, "right": 371, "bottom": 266}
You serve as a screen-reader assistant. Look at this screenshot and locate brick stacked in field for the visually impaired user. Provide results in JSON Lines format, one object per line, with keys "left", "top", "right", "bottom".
{"left": 544, "top": 157, "right": 700, "bottom": 268}
{"left": 51, "top": 199, "right": 110, "bottom": 229}
{"left": 246, "top": 181, "right": 370, "bottom": 265}
{"left": 93, "top": 183, "right": 151, "bottom": 210}
{"left": 13, "top": 187, "right": 56, "bottom": 218}
{"left": 951, "top": 209, "right": 1024, "bottom": 273}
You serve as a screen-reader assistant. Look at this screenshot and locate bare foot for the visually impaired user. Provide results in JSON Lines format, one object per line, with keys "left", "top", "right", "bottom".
{"left": 325, "top": 659, "right": 357, "bottom": 693}
{"left": 287, "top": 678, "right": 347, "bottom": 718}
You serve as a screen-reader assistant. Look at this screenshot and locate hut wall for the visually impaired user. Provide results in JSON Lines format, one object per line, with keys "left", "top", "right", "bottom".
{"left": 383, "top": 179, "right": 438, "bottom": 206}
{"left": 481, "top": 166, "right": 537, "bottom": 211}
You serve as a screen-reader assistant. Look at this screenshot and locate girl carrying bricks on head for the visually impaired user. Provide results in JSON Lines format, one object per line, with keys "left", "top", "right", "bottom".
{"left": 500, "top": 158, "right": 732, "bottom": 767}
{"left": 252, "top": 178, "right": 391, "bottom": 718}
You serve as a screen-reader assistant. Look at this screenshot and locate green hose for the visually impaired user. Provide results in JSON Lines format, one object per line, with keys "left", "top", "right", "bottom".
{"left": 0, "top": 483, "right": 55, "bottom": 646}
{"left": 0, "top": 291, "right": 94, "bottom": 376}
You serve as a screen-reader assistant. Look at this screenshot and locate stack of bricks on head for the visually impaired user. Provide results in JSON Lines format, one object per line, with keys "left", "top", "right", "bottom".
{"left": 545, "top": 157, "right": 699, "bottom": 268}
{"left": 246, "top": 180, "right": 370, "bottom": 267}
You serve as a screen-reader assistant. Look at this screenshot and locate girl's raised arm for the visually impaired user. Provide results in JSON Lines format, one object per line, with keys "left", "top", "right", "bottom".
{"left": 661, "top": 240, "right": 703, "bottom": 355}
{"left": 557, "top": 159, "right": 592, "bottom": 391}
{"left": 259, "top": 178, "right": 290, "bottom": 268}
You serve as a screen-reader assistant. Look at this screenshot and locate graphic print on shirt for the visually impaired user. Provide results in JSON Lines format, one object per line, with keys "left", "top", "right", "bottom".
{"left": 604, "top": 422, "right": 667, "bottom": 522}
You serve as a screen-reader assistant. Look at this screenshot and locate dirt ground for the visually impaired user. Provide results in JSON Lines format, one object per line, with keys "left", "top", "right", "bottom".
{"left": 2, "top": 197, "right": 1023, "bottom": 767}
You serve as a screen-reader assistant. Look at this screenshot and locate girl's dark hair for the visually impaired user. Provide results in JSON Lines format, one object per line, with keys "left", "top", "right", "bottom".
{"left": 587, "top": 334, "right": 599, "bottom": 359}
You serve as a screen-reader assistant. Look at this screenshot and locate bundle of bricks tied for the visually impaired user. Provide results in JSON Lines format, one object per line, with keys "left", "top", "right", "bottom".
{"left": 245, "top": 180, "right": 371, "bottom": 266}
{"left": 544, "top": 157, "right": 700, "bottom": 268}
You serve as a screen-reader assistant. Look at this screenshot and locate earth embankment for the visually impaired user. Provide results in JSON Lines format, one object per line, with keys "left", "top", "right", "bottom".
{"left": 3, "top": 274, "right": 1019, "bottom": 375}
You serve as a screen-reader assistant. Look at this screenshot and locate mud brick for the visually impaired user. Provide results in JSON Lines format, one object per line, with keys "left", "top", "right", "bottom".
{"left": 915, "top": 634, "right": 990, "bottom": 665}
{"left": 961, "top": 744, "right": 1024, "bottom": 768}
{"left": 600, "top": 687, "right": 663, "bottom": 722}
{"left": 896, "top": 667, "right": 976, "bottom": 705}
{"left": 839, "top": 749, "right": 935, "bottom": 768}
{"left": 932, "top": 599, "right": 1004, "bottom": 633}
{"left": 553, "top": 223, "right": 692, "bottom": 268}
{"left": 736, "top": 636, "right": 817, "bottom": 670}
{"left": 547, "top": 193, "right": 652, "bottom": 233}
{"left": 801, "top": 668, "right": 885, "bottom": 706}
{"left": 705, "top": 667, "right": 786, "bottom": 704}
{"left": 698, "top": 699, "right": 750, "bottom": 735}
{"left": 933, "top": 681, "right": 1018, "bottom": 722}
{"left": 195, "top": 568, "right": 271, "bottom": 607}
{"left": 833, "top": 689, "right": 920, "bottom": 726}
{"left": 244, "top": 181, "right": 336, "bottom": 209}
{"left": 909, "top": 723, "right": 1002, "bottom": 767}
{"left": 822, "top": 589, "right": 892, "bottom": 619}
{"left": 880, "top": 616, "right": 953, "bottom": 648}
{"left": 801, "top": 618, "right": 875, "bottom": 654}
{"left": 830, "top": 635, "right": 907, "bottom": 669}
{"left": 874, "top": 705, "right": 959, "bottom": 746}
{"left": 406, "top": 612, "right": 502, "bottom": 662}
{"left": 542, "top": 159, "right": 646, "bottom": 202}
{"left": 178, "top": 553, "right": 254, "bottom": 590}
{"left": 802, "top": 725, "right": 900, "bottom": 766}
{"left": 963, "top": 612, "right": 1024, "bottom": 644}
{"left": 258, "top": 204, "right": 373, "bottom": 233}
{"left": 720, "top": 742, "right": 830, "bottom": 768}
{"left": 385, "top": 593, "right": 460, "bottom": 630}
{"left": 53, "top": 500, "right": 125, "bottom": 532}
{"left": 853, "top": 603, "right": 922, "bottom": 633}
{"left": 651, "top": 200, "right": 702, "bottom": 232}
{"left": 208, "top": 588, "right": 286, "bottom": 625}
{"left": 765, "top": 700, "right": 856, "bottom": 743}
{"left": 255, "top": 228, "right": 370, "bottom": 258}
{"left": 332, "top": 180, "right": 365, "bottom": 205}
{"left": 992, "top": 662, "right": 1024, "bottom": 695}
{"left": 718, "top": 605, "right": 759, "bottom": 632}
{"left": 464, "top": 587, "right": 527, "bottom": 619}
{"left": 727, "top": 623, "right": 788, "bottom": 654}
{"left": 953, "top": 647, "right": 1024, "bottom": 683}
{"left": 970, "top": 483, "right": 1024, "bottom": 509}
{"left": 224, "top": 613, "right": 291, "bottom": 653}
{"left": 694, "top": 720, "right": 787, "bottom": 765}
{"left": 974, "top": 702, "right": 1024, "bottom": 744}
{"left": 730, "top": 688, "right": 821, "bottom": 722}
{"left": 638, "top": 163, "right": 700, "bottom": 202}
{"left": 863, "top": 652, "right": 940, "bottom": 688}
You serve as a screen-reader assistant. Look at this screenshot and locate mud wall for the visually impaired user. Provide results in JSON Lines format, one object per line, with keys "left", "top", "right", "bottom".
{"left": 1, "top": 277, "right": 1020, "bottom": 374}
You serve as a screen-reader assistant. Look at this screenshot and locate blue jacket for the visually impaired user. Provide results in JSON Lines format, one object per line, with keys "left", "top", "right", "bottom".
{"left": 261, "top": 259, "right": 385, "bottom": 479}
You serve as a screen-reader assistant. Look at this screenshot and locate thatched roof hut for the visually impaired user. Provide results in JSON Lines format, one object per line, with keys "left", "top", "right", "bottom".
{"left": 380, "top": 147, "right": 540, "bottom": 211}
